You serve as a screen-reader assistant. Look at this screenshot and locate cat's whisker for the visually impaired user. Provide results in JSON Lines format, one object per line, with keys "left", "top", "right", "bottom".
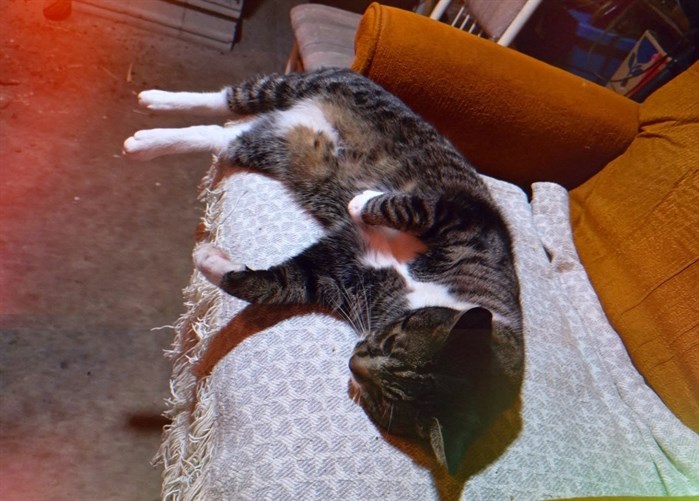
{"left": 331, "top": 286, "right": 361, "bottom": 335}
{"left": 339, "top": 283, "right": 371, "bottom": 338}
{"left": 364, "top": 290, "right": 371, "bottom": 334}
{"left": 384, "top": 402, "right": 396, "bottom": 434}
{"left": 353, "top": 391, "right": 362, "bottom": 405}
{"left": 357, "top": 278, "right": 372, "bottom": 337}
{"left": 334, "top": 303, "right": 352, "bottom": 325}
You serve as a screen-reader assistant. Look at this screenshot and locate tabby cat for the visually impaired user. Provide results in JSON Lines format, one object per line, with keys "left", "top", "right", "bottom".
{"left": 124, "top": 68, "right": 524, "bottom": 474}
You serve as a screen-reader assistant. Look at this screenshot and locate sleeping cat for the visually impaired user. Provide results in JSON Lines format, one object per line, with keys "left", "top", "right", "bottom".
{"left": 124, "top": 68, "right": 524, "bottom": 475}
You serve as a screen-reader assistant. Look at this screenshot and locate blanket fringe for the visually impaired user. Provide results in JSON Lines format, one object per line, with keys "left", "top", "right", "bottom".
{"left": 155, "top": 163, "right": 226, "bottom": 501}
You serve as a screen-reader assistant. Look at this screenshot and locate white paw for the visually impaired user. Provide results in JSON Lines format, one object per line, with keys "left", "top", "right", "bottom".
{"left": 348, "top": 190, "right": 384, "bottom": 222}
{"left": 138, "top": 89, "right": 229, "bottom": 115}
{"left": 193, "top": 242, "right": 245, "bottom": 285}
{"left": 123, "top": 125, "right": 228, "bottom": 161}
{"left": 122, "top": 129, "right": 173, "bottom": 161}
{"left": 138, "top": 90, "right": 184, "bottom": 112}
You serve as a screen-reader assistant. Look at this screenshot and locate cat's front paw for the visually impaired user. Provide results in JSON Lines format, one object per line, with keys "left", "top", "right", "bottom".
{"left": 193, "top": 242, "right": 245, "bottom": 286}
{"left": 348, "top": 190, "right": 384, "bottom": 223}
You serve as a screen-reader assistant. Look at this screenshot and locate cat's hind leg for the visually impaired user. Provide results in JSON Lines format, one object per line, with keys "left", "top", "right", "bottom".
{"left": 138, "top": 89, "right": 230, "bottom": 116}
{"left": 123, "top": 121, "right": 254, "bottom": 161}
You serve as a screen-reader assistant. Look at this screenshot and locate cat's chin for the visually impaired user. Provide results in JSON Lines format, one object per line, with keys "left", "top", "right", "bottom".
{"left": 347, "top": 369, "right": 375, "bottom": 410}
{"left": 347, "top": 376, "right": 367, "bottom": 412}
{"left": 348, "top": 376, "right": 361, "bottom": 398}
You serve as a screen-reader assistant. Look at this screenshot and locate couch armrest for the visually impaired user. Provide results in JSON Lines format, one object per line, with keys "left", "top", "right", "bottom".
{"left": 351, "top": 3, "right": 639, "bottom": 189}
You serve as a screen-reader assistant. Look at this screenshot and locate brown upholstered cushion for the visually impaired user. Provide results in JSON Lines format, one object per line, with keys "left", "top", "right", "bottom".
{"left": 352, "top": 3, "right": 638, "bottom": 189}
{"left": 570, "top": 62, "right": 699, "bottom": 432}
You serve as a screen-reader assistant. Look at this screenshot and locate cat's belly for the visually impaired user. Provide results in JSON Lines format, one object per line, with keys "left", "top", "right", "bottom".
{"left": 360, "top": 227, "right": 478, "bottom": 312}
{"left": 273, "top": 98, "right": 340, "bottom": 143}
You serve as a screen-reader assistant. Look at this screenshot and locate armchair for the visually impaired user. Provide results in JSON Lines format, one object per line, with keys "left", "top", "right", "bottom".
{"left": 157, "top": 4, "right": 699, "bottom": 499}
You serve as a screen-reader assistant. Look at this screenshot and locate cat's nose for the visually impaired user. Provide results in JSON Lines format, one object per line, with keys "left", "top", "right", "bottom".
{"left": 349, "top": 355, "right": 371, "bottom": 383}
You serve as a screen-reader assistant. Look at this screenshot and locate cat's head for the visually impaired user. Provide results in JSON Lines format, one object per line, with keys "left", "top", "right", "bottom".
{"left": 349, "top": 306, "right": 518, "bottom": 474}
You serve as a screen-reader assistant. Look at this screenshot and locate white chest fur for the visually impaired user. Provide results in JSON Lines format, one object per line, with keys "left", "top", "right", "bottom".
{"left": 360, "top": 236, "right": 476, "bottom": 311}
{"left": 349, "top": 191, "right": 476, "bottom": 312}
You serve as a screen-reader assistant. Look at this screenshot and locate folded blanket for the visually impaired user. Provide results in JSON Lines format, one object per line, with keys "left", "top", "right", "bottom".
{"left": 157, "top": 169, "right": 699, "bottom": 500}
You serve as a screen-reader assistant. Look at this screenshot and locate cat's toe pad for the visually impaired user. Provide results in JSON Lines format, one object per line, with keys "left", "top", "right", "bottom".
{"left": 193, "top": 242, "right": 245, "bottom": 285}
{"left": 348, "top": 190, "right": 384, "bottom": 222}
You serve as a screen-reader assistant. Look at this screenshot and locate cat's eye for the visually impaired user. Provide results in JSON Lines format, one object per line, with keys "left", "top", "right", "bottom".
{"left": 381, "top": 334, "right": 397, "bottom": 356}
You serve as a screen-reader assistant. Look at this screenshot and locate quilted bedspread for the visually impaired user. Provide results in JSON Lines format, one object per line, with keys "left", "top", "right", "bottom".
{"left": 157, "top": 168, "right": 699, "bottom": 500}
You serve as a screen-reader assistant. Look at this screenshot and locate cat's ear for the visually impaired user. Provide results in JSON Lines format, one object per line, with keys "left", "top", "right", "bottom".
{"left": 440, "top": 307, "right": 493, "bottom": 370}
{"left": 428, "top": 417, "right": 472, "bottom": 475}
{"left": 429, "top": 308, "right": 495, "bottom": 474}
{"left": 450, "top": 306, "right": 493, "bottom": 335}
{"left": 400, "top": 307, "right": 462, "bottom": 332}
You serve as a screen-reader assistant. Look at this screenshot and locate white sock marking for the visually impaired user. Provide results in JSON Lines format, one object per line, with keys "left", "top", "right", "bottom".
{"left": 123, "top": 120, "right": 255, "bottom": 161}
{"left": 193, "top": 243, "right": 244, "bottom": 285}
{"left": 138, "top": 89, "right": 230, "bottom": 116}
{"left": 348, "top": 190, "right": 385, "bottom": 223}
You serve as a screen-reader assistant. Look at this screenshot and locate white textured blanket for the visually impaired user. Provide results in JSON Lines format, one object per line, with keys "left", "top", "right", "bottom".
{"left": 158, "top": 170, "right": 699, "bottom": 500}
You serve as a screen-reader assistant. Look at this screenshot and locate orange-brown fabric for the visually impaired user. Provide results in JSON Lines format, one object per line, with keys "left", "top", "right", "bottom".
{"left": 552, "top": 497, "right": 699, "bottom": 501}
{"left": 570, "top": 62, "right": 699, "bottom": 432}
{"left": 352, "top": 3, "right": 639, "bottom": 189}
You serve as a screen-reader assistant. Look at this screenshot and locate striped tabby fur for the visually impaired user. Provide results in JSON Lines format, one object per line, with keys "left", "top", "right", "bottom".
{"left": 130, "top": 68, "right": 524, "bottom": 475}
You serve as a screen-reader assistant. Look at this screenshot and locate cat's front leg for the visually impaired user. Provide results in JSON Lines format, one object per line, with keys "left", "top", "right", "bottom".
{"left": 194, "top": 242, "right": 275, "bottom": 303}
{"left": 138, "top": 89, "right": 230, "bottom": 116}
{"left": 193, "top": 242, "right": 314, "bottom": 305}
{"left": 348, "top": 190, "right": 433, "bottom": 236}
{"left": 193, "top": 242, "right": 246, "bottom": 285}
{"left": 348, "top": 190, "right": 385, "bottom": 224}
{"left": 349, "top": 191, "right": 429, "bottom": 261}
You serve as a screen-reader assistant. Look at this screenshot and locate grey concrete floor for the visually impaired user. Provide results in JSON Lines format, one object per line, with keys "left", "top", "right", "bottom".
{"left": 0, "top": 0, "right": 300, "bottom": 499}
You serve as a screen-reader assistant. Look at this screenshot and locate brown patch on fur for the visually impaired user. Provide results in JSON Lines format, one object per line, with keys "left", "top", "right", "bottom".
{"left": 320, "top": 101, "right": 405, "bottom": 184}
{"left": 321, "top": 102, "right": 369, "bottom": 148}
{"left": 286, "top": 126, "right": 336, "bottom": 180}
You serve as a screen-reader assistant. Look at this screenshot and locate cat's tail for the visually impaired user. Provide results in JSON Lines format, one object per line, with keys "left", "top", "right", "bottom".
{"left": 226, "top": 68, "right": 378, "bottom": 115}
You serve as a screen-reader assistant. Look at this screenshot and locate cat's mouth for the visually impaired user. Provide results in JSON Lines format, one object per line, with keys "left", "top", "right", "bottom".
{"left": 348, "top": 375, "right": 363, "bottom": 403}
{"left": 348, "top": 377, "right": 384, "bottom": 427}
{"left": 348, "top": 377, "right": 419, "bottom": 437}
{"left": 348, "top": 357, "right": 417, "bottom": 437}
{"left": 348, "top": 375, "right": 376, "bottom": 425}
{"left": 347, "top": 356, "right": 382, "bottom": 418}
